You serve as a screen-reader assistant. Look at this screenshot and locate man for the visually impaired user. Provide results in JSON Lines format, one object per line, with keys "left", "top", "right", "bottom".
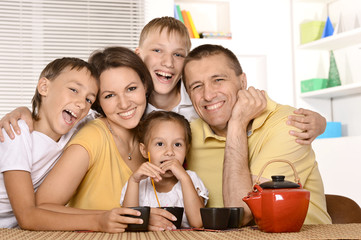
{"left": 182, "top": 44, "right": 331, "bottom": 226}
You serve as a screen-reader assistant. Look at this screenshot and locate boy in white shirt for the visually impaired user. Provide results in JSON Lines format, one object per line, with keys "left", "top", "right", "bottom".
{"left": 0, "top": 57, "right": 142, "bottom": 231}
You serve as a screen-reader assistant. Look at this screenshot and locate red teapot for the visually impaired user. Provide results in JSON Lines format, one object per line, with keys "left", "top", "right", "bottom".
{"left": 242, "top": 160, "right": 310, "bottom": 233}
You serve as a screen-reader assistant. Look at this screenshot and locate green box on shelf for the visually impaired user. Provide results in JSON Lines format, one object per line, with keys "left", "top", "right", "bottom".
{"left": 300, "top": 21, "right": 325, "bottom": 44}
{"left": 301, "top": 78, "right": 328, "bottom": 93}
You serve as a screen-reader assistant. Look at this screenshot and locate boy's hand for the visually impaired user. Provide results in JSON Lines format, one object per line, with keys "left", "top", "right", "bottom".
{"left": 229, "top": 87, "right": 267, "bottom": 130}
{"left": 129, "top": 162, "right": 165, "bottom": 183}
{"left": 287, "top": 108, "right": 327, "bottom": 145}
{"left": 0, "top": 107, "right": 33, "bottom": 142}
{"left": 97, "top": 208, "right": 142, "bottom": 233}
{"left": 160, "top": 159, "right": 187, "bottom": 181}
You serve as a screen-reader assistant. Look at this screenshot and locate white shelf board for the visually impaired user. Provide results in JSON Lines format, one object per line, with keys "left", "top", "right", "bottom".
{"left": 298, "top": 28, "right": 361, "bottom": 50}
{"left": 300, "top": 82, "right": 361, "bottom": 99}
{"left": 297, "top": 0, "right": 336, "bottom": 3}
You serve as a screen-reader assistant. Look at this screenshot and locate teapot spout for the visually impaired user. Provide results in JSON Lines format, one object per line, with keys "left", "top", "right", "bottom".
{"left": 242, "top": 191, "right": 262, "bottom": 221}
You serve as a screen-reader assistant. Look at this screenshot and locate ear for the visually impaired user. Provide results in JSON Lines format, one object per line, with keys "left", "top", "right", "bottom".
{"left": 239, "top": 73, "right": 248, "bottom": 90}
{"left": 37, "top": 77, "right": 50, "bottom": 96}
{"left": 139, "top": 143, "right": 148, "bottom": 159}
{"left": 134, "top": 47, "right": 141, "bottom": 56}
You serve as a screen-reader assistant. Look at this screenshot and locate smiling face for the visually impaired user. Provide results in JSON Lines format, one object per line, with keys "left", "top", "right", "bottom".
{"left": 184, "top": 54, "right": 247, "bottom": 136}
{"left": 140, "top": 120, "right": 187, "bottom": 178}
{"left": 36, "top": 67, "right": 98, "bottom": 141}
{"left": 99, "top": 67, "right": 147, "bottom": 130}
{"left": 135, "top": 29, "right": 187, "bottom": 97}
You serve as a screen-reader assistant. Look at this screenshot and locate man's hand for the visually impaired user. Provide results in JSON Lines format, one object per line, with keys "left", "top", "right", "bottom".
{"left": 287, "top": 108, "right": 327, "bottom": 145}
{"left": 148, "top": 208, "right": 177, "bottom": 231}
{"left": 229, "top": 87, "right": 267, "bottom": 129}
{"left": 0, "top": 107, "right": 33, "bottom": 142}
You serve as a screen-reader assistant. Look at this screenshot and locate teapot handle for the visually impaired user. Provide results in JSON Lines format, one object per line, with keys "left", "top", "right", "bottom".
{"left": 254, "top": 159, "right": 301, "bottom": 186}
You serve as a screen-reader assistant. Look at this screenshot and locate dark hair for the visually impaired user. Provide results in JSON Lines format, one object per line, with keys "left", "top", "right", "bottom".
{"left": 139, "top": 17, "right": 191, "bottom": 53}
{"left": 137, "top": 111, "right": 192, "bottom": 150}
{"left": 32, "top": 57, "right": 98, "bottom": 120}
{"left": 182, "top": 44, "right": 243, "bottom": 87}
{"left": 88, "top": 46, "right": 153, "bottom": 117}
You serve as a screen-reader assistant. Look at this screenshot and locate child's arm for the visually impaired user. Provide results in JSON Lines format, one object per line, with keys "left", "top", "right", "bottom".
{"left": 287, "top": 108, "right": 326, "bottom": 145}
{"left": 4, "top": 170, "right": 142, "bottom": 232}
{"left": 161, "top": 160, "right": 204, "bottom": 228}
{"left": 123, "top": 162, "right": 164, "bottom": 207}
{"left": 0, "top": 107, "right": 32, "bottom": 142}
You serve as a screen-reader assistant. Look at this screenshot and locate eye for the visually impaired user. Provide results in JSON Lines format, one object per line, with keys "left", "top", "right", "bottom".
{"left": 215, "top": 78, "right": 225, "bottom": 82}
{"left": 153, "top": 49, "right": 160, "bottom": 53}
{"left": 104, "top": 94, "right": 114, "bottom": 99}
{"left": 174, "top": 142, "right": 182, "bottom": 147}
{"left": 69, "top": 88, "right": 78, "bottom": 93}
{"left": 191, "top": 84, "right": 201, "bottom": 91}
{"left": 128, "top": 86, "right": 137, "bottom": 92}
{"left": 86, "top": 98, "right": 93, "bottom": 104}
{"left": 156, "top": 142, "right": 164, "bottom": 147}
{"left": 174, "top": 53, "right": 185, "bottom": 58}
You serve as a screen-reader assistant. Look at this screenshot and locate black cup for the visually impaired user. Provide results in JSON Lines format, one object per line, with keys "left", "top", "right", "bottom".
{"left": 161, "top": 207, "right": 184, "bottom": 229}
{"left": 227, "top": 207, "right": 244, "bottom": 228}
{"left": 200, "top": 207, "right": 231, "bottom": 230}
{"left": 125, "top": 206, "right": 150, "bottom": 232}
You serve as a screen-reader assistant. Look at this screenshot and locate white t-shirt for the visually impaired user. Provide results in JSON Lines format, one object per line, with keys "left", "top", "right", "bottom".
{"left": 146, "top": 81, "right": 199, "bottom": 122}
{"left": 0, "top": 120, "right": 78, "bottom": 228}
{"left": 120, "top": 170, "right": 209, "bottom": 228}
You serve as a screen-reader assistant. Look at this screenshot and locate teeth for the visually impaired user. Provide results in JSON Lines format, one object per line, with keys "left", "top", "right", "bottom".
{"left": 119, "top": 108, "right": 135, "bottom": 117}
{"left": 155, "top": 71, "right": 172, "bottom": 78}
{"left": 65, "top": 109, "right": 77, "bottom": 118}
{"left": 205, "top": 102, "right": 223, "bottom": 110}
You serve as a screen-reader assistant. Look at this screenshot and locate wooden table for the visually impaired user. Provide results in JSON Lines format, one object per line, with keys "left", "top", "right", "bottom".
{"left": 1, "top": 224, "right": 361, "bottom": 240}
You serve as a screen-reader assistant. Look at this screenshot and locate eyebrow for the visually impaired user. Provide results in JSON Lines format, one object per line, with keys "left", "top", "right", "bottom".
{"left": 72, "top": 80, "right": 97, "bottom": 98}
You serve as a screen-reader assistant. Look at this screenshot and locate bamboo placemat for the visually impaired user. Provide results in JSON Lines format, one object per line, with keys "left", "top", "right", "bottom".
{"left": 1, "top": 224, "right": 361, "bottom": 240}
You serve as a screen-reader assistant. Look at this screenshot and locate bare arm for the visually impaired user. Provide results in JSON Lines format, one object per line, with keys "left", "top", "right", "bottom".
{"left": 287, "top": 108, "right": 326, "bottom": 145}
{"left": 4, "top": 170, "right": 142, "bottom": 232}
{"left": 123, "top": 162, "right": 164, "bottom": 207}
{"left": 161, "top": 160, "right": 204, "bottom": 228}
{"left": 223, "top": 87, "right": 267, "bottom": 226}
{"left": 0, "top": 107, "right": 33, "bottom": 142}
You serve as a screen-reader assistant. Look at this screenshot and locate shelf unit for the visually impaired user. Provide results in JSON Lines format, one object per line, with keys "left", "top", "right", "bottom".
{"left": 301, "top": 82, "right": 361, "bottom": 99}
{"left": 173, "top": 0, "right": 231, "bottom": 39}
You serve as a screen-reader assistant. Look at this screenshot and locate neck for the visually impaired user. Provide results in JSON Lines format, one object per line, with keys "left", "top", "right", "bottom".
{"left": 149, "top": 86, "right": 181, "bottom": 111}
{"left": 34, "top": 117, "right": 61, "bottom": 142}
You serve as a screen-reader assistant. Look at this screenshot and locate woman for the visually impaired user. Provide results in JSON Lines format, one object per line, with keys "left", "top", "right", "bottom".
{"left": 35, "top": 47, "right": 177, "bottom": 231}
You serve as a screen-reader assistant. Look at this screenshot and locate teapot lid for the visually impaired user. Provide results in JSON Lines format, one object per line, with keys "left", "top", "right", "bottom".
{"left": 259, "top": 175, "right": 300, "bottom": 189}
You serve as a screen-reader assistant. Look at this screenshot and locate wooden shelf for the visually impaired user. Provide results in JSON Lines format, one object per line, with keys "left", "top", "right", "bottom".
{"left": 298, "top": 28, "right": 361, "bottom": 50}
{"left": 300, "top": 82, "right": 361, "bottom": 99}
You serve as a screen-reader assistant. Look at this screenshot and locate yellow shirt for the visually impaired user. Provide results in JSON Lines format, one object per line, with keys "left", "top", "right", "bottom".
{"left": 187, "top": 96, "right": 331, "bottom": 224}
{"left": 66, "top": 118, "right": 132, "bottom": 210}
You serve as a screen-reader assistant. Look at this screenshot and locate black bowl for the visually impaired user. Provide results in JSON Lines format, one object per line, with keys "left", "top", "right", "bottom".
{"left": 227, "top": 207, "right": 244, "bottom": 228}
{"left": 125, "top": 206, "right": 150, "bottom": 232}
{"left": 200, "top": 207, "right": 231, "bottom": 230}
{"left": 161, "top": 207, "right": 184, "bottom": 229}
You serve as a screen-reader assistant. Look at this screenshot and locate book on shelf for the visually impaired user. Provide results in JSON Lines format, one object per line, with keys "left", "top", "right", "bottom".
{"left": 200, "top": 32, "right": 232, "bottom": 39}
{"left": 181, "top": 9, "right": 194, "bottom": 38}
{"left": 175, "top": 5, "right": 184, "bottom": 24}
{"left": 186, "top": 11, "right": 200, "bottom": 38}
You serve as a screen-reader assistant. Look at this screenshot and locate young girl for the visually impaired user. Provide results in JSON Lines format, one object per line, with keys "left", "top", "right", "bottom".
{"left": 121, "top": 111, "right": 208, "bottom": 228}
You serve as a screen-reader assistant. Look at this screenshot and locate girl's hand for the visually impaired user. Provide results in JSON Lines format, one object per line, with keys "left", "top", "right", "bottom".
{"left": 129, "top": 162, "right": 165, "bottom": 183}
{"left": 160, "top": 159, "right": 187, "bottom": 181}
{"left": 287, "top": 108, "right": 327, "bottom": 145}
{"left": 97, "top": 208, "right": 143, "bottom": 233}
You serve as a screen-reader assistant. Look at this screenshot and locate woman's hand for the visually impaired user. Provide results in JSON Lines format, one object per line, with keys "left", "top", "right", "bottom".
{"left": 287, "top": 108, "right": 327, "bottom": 145}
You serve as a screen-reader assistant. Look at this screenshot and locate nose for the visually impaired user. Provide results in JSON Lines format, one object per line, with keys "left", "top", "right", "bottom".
{"left": 117, "top": 94, "right": 131, "bottom": 110}
{"left": 76, "top": 97, "right": 86, "bottom": 110}
{"left": 203, "top": 82, "right": 217, "bottom": 102}
{"left": 161, "top": 53, "right": 174, "bottom": 68}
{"left": 164, "top": 145, "right": 175, "bottom": 156}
